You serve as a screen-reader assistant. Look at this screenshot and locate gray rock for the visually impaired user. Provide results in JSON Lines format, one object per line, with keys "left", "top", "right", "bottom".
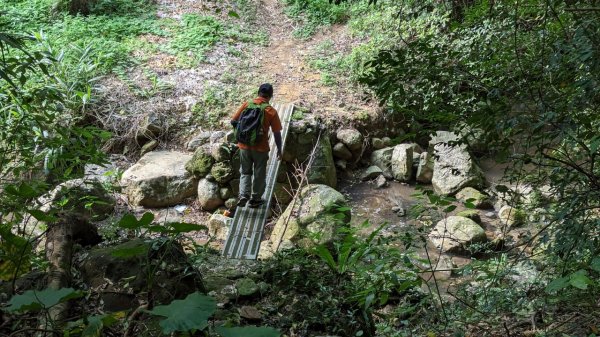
{"left": 335, "top": 160, "right": 347, "bottom": 171}
{"left": 382, "top": 137, "right": 392, "bottom": 147}
{"left": 197, "top": 178, "right": 224, "bottom": 211}
{"left": 236, "top": 278, "right": 259, "bottom": 297}
{"left": 307, "top": 135, "right": 337, "bottom": 188}
{"left": 391, "top": 144, "right": 414, "bottom": 182}
{"left": 210, "top": 131, "right": 226, "bottom": 143}
{"left": 220, "top": 187, "right": 233, "bottom": 201}
{"left": 208, "top": 213, "right": 232, "bottom": 240}
{"left": 209, "top": 143, "right": 233, "bottom": 162}
{"left": 372, "top": 138, "right": 385, "bottom": 150}
{"left": 121, "top": 151, "right": 197, "bottom": 207}
{"left": 375, "top": 175, "right": 388, "bottom": 188}
{"left": 361, "top": 166, "right": 383, "bottom": 181}
{"left": 140, "top": 140, "right": 158, "bottom": 156}
{"left": 485, "top": 211, "right": 496, "bottom": 218}
{"left": 370, "top": 147, "right": 394, "bottom": 177}
{"left": 225, "top": 131, "right": 235, "bottom": 143}
{"left": 428, "top": 216, "right": 487, "bottom": 253}
{"left": 137, "top": 113, "right": 164, "bottom": 141}
{"left": 455, "top": 187, "right": 492, "bottom": 209}
{"left": 210, "top": 162, "right": 234, "bottom": 184}
{"left": 416, "top": 152, "right": 434, "bottom": 183}
{"left": 224, "top": 198, "right": 237, "bottom": 209}
{"left": 428, "top": 131, "right": 460, "bottom": 152}
{"left": 336, "top": 128, "right": 363, "bottom": 152}
{"left": 261, "top": 184, "right": 350, "bottom": 258}
{"left": 332, "top": 143, "right": 353, "bottom": 160}
{"left": 431, "top": 136, "right": 484, "bottom": 196}
{"left": 498, "top": 205, "right": 525, "bottom": 229}
{"left": 186, "top": 131, "right": 212, "bottom": 151}
{"left": 185, "top": 147, "right": 214, "bottom": 177}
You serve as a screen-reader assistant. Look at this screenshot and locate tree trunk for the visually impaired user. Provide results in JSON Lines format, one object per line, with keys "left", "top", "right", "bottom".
{"left": 44, "top": 215, "right": 75, "bottom": 325}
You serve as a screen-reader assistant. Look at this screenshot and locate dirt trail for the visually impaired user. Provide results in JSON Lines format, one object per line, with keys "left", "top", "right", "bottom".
{"left": 254, "top": 0, "right": 376, "bottom": 119}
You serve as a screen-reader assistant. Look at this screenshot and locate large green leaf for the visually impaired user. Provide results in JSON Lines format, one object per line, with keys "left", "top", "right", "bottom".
{"left": 545, "top": 276, "right": 569, "bottom": 294}
{"left": 590, "top": 257, "right": 600, "bottom": 272}
{"left": 147, "top": 292, "right": 216, "bottom": 334}
{"left": 118, "top": 212, "right": 154, "bottom": 229}
{"left": 569, "top": 270, "right": 593, "bottom": 290}
{"left": 4, "top": 288, "right": 84, "bottom": 313}
{"left": 215, "top": 326, "right": 281, "bottom": 337}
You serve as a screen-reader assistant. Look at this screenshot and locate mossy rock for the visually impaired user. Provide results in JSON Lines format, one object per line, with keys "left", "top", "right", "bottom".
{"left": 235, "top": 278, "right": 259, "bottom": 297}
{"left": 211, "top": 162, "right": 234, "bottom": 184}
{"left": 185, "top": 147, "right": 214, "bottom": 177}
{"left": 456, "top": 209, "right": 481, "bottom": 223}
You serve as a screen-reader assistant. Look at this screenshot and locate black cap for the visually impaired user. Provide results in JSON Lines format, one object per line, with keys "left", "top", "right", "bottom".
{"left": 258, "top": 83, "right": 273, "bottom": 97}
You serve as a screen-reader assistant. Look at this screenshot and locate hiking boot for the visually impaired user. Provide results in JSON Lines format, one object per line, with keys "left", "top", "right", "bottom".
{"left": 237, "top": 196, "right": 249, "bottom": 207}
{"left": 248, "top": 198, "right": 265, "bottom": 208}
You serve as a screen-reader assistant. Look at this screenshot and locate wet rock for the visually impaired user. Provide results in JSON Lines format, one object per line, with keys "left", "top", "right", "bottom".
{"left": 140, "top": 140, "right": 158, "bottom": 156}
{"left": 391, "top": 144, "right": 413, "bottom": 182}
{"left": 382, "top": 137, "right": 392, "bottom": 147}
{"left": 370, "top": 147, "right": 394, "bottom": 178}
{"left": 337, "top": 128, "right": 363, "bottom": 152}
{"left": 208, "top": 213, "right": 232, "bottom": 240}
{"left": 431, "top": 133, "right": 484, "bottom": 196}
{"left": 416, "top": 152, "right": 434, "bottom": 183}
{"left": 360, "top": 166, "right": 383, "bottom": 181}
{"left": 455, "top": 187, "right": 492, "bottom": 209}
{"left": 485, "top": 211, "right": 496, "bottom": 219}
{"left": 210, "top": 162, "right": 234, "bottom": 184}
{"left": 185, "top": 147, "right": 214, "bottom": 177}
{"left": 376, "top": 175, "right": 388, "bottom": 188}
{"left": 332, "top": 142, "right": 353, "bottom": 160}
{"left": 428, "top": 216, "right": 487, "bottom": 253}
{"left": 262, "top": 184, "right": 350, "bottom": 258}
{"left": 407, "top": 143, "right": 423, "bottom": 154}
{"left": 198, "top": 178, "right": 224, "bottom": 211}
{"left": 121, "top": 151, "right": 197, "bottom": 207}
{"left": 392, "top": 205, "right": 406, "bottom": 217}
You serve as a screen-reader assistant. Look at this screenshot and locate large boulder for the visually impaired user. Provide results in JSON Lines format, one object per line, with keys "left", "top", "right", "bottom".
{"left": 428, "top": 216, "right": 487, "bottom": 253}
{"left": 261, "top": 184, "right": 350, "bottom": 258}
{"left": 197, "top": 178, "right": 224, "bottom": 211}
{"left": 210, "top": 162, "right": 234, "bottom": 184}
{"left": 207, "top": 213, "right": 232, "bottom": 241}
{"left": 370, "top": 147, "right": 394, "bottom": 178}
{"left": 185, "top": 147, "right": 214, "bottom": 177}
{"left": 431, "top": 132, "right": 484, "bottom": 196}
{"left": 391, "top": 144, "right": 414, "bottom": 182}
{"left": 122, "top": 151, "right": 198, "bottom": 207}
{"left": 336, "top": 128, "right": 363, "bottom": 153}
{"left": 307, "top": 135, "right": 337, "bottom": 188}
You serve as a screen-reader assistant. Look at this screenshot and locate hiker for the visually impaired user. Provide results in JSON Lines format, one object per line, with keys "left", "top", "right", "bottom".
{"left": 231, "top": 83, "right": 283, "bottom": 208}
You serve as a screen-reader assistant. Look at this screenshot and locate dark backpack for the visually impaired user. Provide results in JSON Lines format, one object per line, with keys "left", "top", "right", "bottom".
{"left": 234, "top": 101, "right": 268, "bottom": 146}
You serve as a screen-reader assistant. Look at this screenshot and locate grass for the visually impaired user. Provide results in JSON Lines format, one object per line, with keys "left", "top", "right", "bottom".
{"left": 1, "top": 0, "right": 267, "bottom": 75}
{"left": 283, "top": 0, "right": 349, "bottom": 38}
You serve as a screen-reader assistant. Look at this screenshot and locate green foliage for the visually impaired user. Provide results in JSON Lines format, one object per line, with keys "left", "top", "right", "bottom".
{"left": 284, "top": 0, "right": 348, "bottom": 38}
{"left": 4, "top": 288, "right": 83, "bottom": 313}
{"left": 215, "top": 326, "right": 281, "bottom": 337}
{"left": 65, "top": 312, "right": 123, "bottom": 337}
{"left": 148, "top": 292, "right": 217, "bottom": 334}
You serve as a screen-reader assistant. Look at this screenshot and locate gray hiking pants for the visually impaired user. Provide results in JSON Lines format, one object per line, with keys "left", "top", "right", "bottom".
{"left": 239, "top": 149, "right": 269, "bottom": 201}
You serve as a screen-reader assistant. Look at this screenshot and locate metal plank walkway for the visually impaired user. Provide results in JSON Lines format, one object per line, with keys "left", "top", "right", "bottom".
{"left": 222, "top": 102, "right": 294, "bottom": 259}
